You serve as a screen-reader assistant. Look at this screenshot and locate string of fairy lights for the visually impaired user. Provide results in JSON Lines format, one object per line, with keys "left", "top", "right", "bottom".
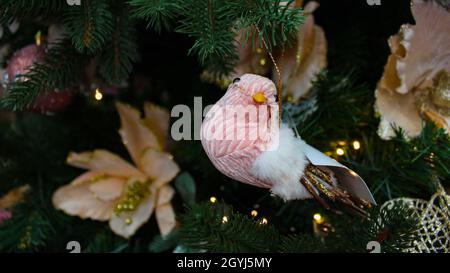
{"left": 209, "top": 196, "right": 269, "bottom": 226}
{"left": 210, "top": 194, "right": 335, "bottom": 237}
{"left": 326, "top": 140, "right": 361, "bottom": 158}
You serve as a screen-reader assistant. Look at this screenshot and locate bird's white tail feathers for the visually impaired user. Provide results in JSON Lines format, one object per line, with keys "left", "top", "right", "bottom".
{"left": 251, "top": 124, "right": 312, "bottom": 201}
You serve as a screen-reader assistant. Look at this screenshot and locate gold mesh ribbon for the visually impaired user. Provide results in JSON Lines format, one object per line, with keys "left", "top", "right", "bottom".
{"left": 381, "top": 185, "right": 450, "bottom": 253}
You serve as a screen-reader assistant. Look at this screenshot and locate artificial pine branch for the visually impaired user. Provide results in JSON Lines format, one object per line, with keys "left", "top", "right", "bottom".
{"left": 231, "top": 0, "right": 304, "bottom": 50}
{"left": 179, "top": 202, "right": 280, "bottom": 252}
{"left": 338, "top": 123, "right": 450, "bottom": 201}
{"left": 0, "top": 0, "right": 64, "bottom": 24}
{"left": 0, "top": 39, "right": 84, "bottom": 111}
{"left": 63, "top": 0, "right": 114, "bottom": 54}
{"left": 130, "top": 0, "right": 304, "bottom": 75}
{"left": 128, "top": 0, "right": 179, "bottom": 32}
{"left": 280, "top": 234, "right": 326, "bottom": 253}
{"left": 178, "top": 201, "right": 419, "bottom": 253}
{"left": 176, "top": 0, "right": 238, "bottom": 67}
{"left": 279, "top": 203, "right": 418, "bottom": 253}
{"left": 296, "top": 71, "right": 372, "bottom": 142}
{"left": 84, "top": 229, "right": 129, "bottom": 253}
{"left": 0, "top": 202, "right": 55, "bottom": 252}
{"left": 149, "top": 229, "right": 181, "bottom": 253}
{"left": 363, "top": 202, "right": 418, "bottom": 253}
{"left": 99, "top": 9, "right": 139, "bottom": 85}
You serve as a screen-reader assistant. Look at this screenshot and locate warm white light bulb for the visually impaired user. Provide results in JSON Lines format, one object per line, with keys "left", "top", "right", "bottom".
{"left": 352, "top": 140, "right": 361, "bottom": 150}
{"left": 94, "top": 88, "right": 103, "bottom": 101}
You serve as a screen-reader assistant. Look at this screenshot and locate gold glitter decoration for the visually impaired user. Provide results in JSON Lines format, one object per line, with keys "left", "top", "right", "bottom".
{"left": 17, "top": 226, "right": 32, "bottom": 250}
{"left": 417, "top": 71, "right": 450, "bottom": 130}
{"left": 420, "top": 71, "right": 450, "bottom": 117}
{"left": 307, "top": 174, "right": 335, "bottom": 200}
{"left": 89, "top": 173, "right": 107, "bottom": 183}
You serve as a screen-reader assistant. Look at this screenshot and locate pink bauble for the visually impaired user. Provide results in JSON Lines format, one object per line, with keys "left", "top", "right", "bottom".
{"left": 5, "top": 44, "right": 73, "bottom": 113}
{"left": 0, "top": 209, "right": 12, "bottom": 224}
{"left": 6, "top": 44, "right": 42, "bottom": 79}
{"left": 29, "top": 90, "right": 73, "bottom": 113}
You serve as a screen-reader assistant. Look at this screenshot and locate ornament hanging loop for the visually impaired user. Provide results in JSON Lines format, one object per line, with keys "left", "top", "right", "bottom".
{"left": 253, "top": 24, "right": 283, "bottom": 127}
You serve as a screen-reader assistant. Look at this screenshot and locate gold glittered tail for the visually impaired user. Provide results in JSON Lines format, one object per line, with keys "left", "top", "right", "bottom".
{"left": 300, "top": 163, "right": 371, "bottom": 218}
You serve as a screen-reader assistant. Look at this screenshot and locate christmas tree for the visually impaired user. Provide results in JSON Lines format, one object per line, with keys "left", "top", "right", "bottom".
{"left": 0, "top": 0, "right": 449, "bottom": 254}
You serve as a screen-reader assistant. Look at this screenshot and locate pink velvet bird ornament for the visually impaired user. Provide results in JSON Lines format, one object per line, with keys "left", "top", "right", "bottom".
{"left": 201, "top": 74, "right": 376, "bottom": 215}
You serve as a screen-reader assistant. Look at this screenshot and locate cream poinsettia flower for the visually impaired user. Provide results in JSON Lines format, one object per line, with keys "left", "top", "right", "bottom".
{"left": 375, "top": 0, "right": 450, "bottom": 139}
{"left": 52, "top": 102, "right": 179, "bottom": 238}
{"left": 201, "top": 29, "right": 270, "bottom": 89}
{"left": 276, "top": 0, "right": 327, "bottom": 103}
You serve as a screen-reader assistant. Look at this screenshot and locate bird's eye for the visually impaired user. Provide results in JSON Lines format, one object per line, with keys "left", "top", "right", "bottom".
{"left": 232, "top": 77, "right": 240, "bottom": 84}
{"left": 274, "top": 94, "right": 279, "bottom": 102}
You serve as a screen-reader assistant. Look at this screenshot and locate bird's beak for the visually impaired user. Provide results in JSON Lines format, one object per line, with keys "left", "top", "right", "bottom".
{"left": 252, "top": 92, "right": 267, "bottom": 104}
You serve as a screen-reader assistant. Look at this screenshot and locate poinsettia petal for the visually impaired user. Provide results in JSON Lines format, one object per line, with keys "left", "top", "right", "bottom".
{"left": 0, "top": 185, "right": 30, "bottom": 209}
{"left": 52, "top": 174, "right": 114, "bottom": 221}
{"left": 143, "top": 102, "right": 170, "bottom": 148}
{"left": 379, "top": 34, "right": 404, "bottom": 92}
{"left": 396, "top": 0, "right": 450, "bottom": 94}
{"left": 278, "top": 1, "right": 327, "bottom": 102}
{"left": 71, "top": 171, "right": 107, "bottom": 186}
{"left": 67, "top": 150, "right": 144, "bottom": 179}
{"left": 156, "top": 185, "right": 175, "bottom": 206}
{"left": 140, "top": 149, "right": 180, "bottom": 188}
{"left": 116, "top": 102, "right": 161, "bottom": 165}
{"left": 89, "top": 177, "right": 126, "bottom": 202}
{"left": 375, "top": 87, "right": 422, "bottom": 139}
{"left": 155, "top": 203, "right": 176, "bottom": 236}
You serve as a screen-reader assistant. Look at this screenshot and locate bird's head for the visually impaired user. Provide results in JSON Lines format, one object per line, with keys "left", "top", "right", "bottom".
{"left": 227, "top": 74, "right": 277, "bottom": 106}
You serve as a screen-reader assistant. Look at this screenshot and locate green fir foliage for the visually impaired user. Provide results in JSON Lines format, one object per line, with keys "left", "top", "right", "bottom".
{"left": 0, "top": 0, "right": 65, "bottom": 24}
{"left": 128, "top": 0, "right": 178, "bottom": 32}
{"left": 179, "top": 202, "right": 280, "bottom": 252}
{"left": 130, "top": 0, "right": 304, "bottom": 75}
{"left": 63, "top": 0, "right": 114, "bottom": 54}
{"left": 99, "top": 8, "right": 139, "bottom": 85}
